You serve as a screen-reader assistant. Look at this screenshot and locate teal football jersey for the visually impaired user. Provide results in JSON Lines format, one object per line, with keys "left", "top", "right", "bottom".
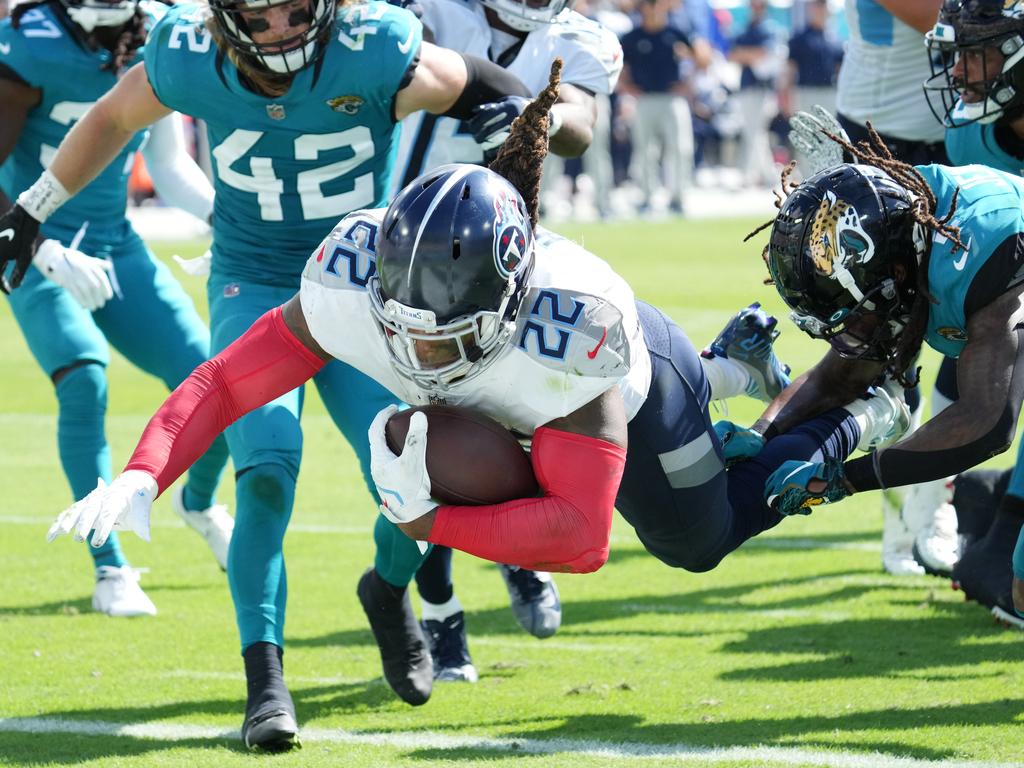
{"left": 945, "top": 121, "right": 1024, "bottom": 177}
{"left": 918, "top": 164, "right": 1024, "bottom": 358}
{"left": 0, "top": 3, "right": 154, "bottom": 246}
{"left": 144, "top": 2, "right": 422, "bottom": 286}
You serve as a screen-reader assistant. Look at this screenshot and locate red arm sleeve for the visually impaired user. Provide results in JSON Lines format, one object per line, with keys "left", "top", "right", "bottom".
{"left": 125, "top": 307, "right": 326, "bottom": 493}
{"left": 427, "top": 427, "right": 626, "bottom": 574}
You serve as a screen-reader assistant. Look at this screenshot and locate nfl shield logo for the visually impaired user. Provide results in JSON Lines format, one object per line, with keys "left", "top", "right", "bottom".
{"left": 266, "top": 104, "right": 286, "bottom": 121}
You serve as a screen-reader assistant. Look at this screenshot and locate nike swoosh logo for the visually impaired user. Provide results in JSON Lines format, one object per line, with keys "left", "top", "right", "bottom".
{"left": 952, "top": 235, "right": 972, "bottom": 271}
{"left": 0, "top": 228, "right": 14, "bottom": 242}
{"left": 0, "top": 43, "right": 10, "bottom": 55}
{"left": 587, "top": 327, "right": 608, "bottom": 359}
{"left": 397, "top": 28, "right": 415, "bottom": 54}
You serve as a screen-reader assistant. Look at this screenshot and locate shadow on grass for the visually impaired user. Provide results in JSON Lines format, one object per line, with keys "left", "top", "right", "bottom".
{"left": 390, "top": 698, "right": 1024, "bottom": 763}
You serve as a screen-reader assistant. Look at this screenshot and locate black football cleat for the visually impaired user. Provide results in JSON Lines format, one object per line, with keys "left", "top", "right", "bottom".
{"left": 951, "top": 535, "right": 1023, "bottom": 630}
{"left": 421, "top": 611, "right": 478, "bottom": 682}
{"left": 241, "top": 642, "right": 300, "bottom": 752}
{"left": 357, "top": 567, "right": 433, "bottom": 705}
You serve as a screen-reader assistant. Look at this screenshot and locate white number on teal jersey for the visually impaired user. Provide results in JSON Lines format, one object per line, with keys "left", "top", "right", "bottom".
{"left": 212, "top": 128, "right": 376, "bottom": 221}
{"left": 19, "top": 8, "right": 62, "bottom": 37}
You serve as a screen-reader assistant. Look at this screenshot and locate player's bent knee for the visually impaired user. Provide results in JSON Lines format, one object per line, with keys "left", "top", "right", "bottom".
{"left": 53, "top": 361, "right": 107, "bottom": 416}
{"left": 235, "top": 462, "right": 297, "bottom": 520}
{"left": 639, "top": 533, "right": 725, "bottom": 573}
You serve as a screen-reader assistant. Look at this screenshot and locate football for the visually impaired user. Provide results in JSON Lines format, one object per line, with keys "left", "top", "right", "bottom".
{"left": 385, "top": 405, "right": 539, "bottom": 505}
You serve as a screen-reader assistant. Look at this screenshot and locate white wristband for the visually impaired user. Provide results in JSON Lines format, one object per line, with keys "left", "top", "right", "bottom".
{"left": 547, "top": 108, "right": 563, "bottom": 138}
{"left": 17, "top": 170, "right": 70, "bottom": 223}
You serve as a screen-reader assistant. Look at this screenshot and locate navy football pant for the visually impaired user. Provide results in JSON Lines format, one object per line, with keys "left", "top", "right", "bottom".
{"left": 615, "top": 301, "right": 861, "bottom": 571}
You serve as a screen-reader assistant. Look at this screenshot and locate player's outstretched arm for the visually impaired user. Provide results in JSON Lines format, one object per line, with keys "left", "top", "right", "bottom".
{"left": 752, "top": 349, "right": 883, "bottom": 440}
{"left": 396, "top": 388, "right": 628, "bottom": 574}
{"left": 48, "top": 298, "right": 330, "bottom": 545}
{"left": 393, "top": 41, "right": 531, "bottom": 120}
{"left": 844, "top": 287, "right": 1024, "bottom": 493}
{"left": 142, "top": 113, "right": 214, "bottom": 223}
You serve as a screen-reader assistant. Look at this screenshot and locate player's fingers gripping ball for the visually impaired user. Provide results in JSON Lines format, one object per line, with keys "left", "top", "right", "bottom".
{"left": 764, "top": 458, "right": 850, "bottom": 516}
{"left": 369, "top": 405, "right": 436, "bottom": 525}
{"left": 714, "top": 420, "right": 765, "bottom": 467}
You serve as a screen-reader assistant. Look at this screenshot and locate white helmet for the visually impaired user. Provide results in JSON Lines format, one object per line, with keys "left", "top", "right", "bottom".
{"left": 60, "top": 0, "right": 138, "bottom": 32}
{"left": 479, "top": 0, "right": 574, "bottom": 32}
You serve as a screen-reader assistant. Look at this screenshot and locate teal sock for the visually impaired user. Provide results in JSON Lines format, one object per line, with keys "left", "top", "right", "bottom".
{"left": 228, "top": 463, "right": 296, "bottom": 651}
{"left": 183, "top": 433, "right": 229, "bottom": 511}
{"left": 55, "top": 363, "right": 125, "bottom": 570}
{"left": 373, "top": 514, "right": 431, "bottom": 588}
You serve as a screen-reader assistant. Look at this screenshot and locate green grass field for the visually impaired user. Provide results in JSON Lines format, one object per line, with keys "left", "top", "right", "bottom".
{"left": 1, "top": 217, "right": 1022, "bottom": 768}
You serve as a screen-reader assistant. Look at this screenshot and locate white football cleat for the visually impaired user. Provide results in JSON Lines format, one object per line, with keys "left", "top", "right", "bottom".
{"left": 881, "top": 489, "right": 925, "bottom": 576}
{"left": 172, "top": 485, "right": 234, "bottom": 570}
{"left": 93, "top": 565, "right": 157, "bottom": 617}
{"left": 900, "top": 479, "right": 960, "bottom": 578}
{"left": 849, "top": 379, "right": 912, "bottom": 453}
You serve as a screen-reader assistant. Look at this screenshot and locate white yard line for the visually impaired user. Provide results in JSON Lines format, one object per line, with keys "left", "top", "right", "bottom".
{"left": 0, "top": 717, "right": 1018, "bottom": 768}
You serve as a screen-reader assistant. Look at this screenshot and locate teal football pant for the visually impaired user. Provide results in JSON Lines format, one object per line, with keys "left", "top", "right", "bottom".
{"left": 206, "top": 273, "right": 419, "bottom": 652}
{"left": 7, "top": 227, "right": 229, "bottom": 569}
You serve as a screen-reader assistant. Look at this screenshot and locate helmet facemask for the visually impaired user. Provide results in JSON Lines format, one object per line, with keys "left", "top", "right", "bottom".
{"left": 480, "top": 0, "right": 574, "bottom": 32}
{"left": 207, "top": 0, "right": 335, "bottom": 75}
{"left": 61, "top": 0, "right": 138, "bottom": 33}
{"left": 925, "top": 0, "right": 1024, "bottom": 127}
{"left": 368, "top": 275, "right": 522, "bottom": 392}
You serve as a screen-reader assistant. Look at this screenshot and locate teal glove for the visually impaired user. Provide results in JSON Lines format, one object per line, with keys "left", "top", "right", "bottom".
{"left": 714, "top": 420, "right": 765, "bottom": 467}
{"left": 764, "top": 458, "right": 851, "bottom": 516}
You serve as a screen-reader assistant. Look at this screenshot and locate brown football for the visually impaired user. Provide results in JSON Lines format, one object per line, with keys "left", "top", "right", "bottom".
{"left": 385, "top": 405, "right": 539, "bottom": 505}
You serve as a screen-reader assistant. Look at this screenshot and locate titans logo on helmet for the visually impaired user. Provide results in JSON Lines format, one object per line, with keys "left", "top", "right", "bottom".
{"left": 491, "top": 188, "right": 530, "bottom": 278}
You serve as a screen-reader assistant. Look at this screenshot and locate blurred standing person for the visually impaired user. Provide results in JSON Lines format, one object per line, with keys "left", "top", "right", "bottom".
{"left": 728, "top": 0, "right": 784, "bottom": 186}
{"left": 619, "top": 0, "right": 694, "bottom": 215}
{"left": 835, "top": 0, "right": 945, "bottom": 162}
{"left": 781, "top": 0, "right": 842, "bottom": 118}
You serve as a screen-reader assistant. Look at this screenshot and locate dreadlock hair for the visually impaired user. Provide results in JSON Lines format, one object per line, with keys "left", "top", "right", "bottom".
{"left": 747, "top": 122, "right": 967, "bottom": 388}
{"left": 13, "top": 0, "right": 147, "bottom": 73}
{"left": 488, "top": 57, "right": 562, "bottom": 229}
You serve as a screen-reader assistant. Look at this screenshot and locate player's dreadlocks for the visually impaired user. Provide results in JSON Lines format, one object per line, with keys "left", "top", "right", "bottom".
{"left": 488, "top": 58, "right": 563, "bottom": 228}
{"left": 746, "top": 123, "right": 967, "bottom": 387}
{"left": 13, "top": 0, "right": 147, "bottom": 73}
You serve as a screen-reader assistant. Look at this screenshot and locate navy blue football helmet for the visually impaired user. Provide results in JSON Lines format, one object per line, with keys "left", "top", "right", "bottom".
{"left": 766, "top": 164, "right": 928, "bottom": 362}
{"left": 924, "top": 0, "right": 1024, "bottom": 126}
{"left": 369, "top": 164, "right": 535, "bottom": 392}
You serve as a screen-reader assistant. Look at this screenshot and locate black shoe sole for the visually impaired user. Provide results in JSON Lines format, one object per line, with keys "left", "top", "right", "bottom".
{"left": 242, "top": 711, "right": 300, "bottom": 752}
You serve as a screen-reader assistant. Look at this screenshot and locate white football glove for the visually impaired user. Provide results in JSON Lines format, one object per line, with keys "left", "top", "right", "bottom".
{"left": 33, "top": 238, "right": 114, "bottom": 311}
{"left": 368, "top": 405, "right": 437, "bottom": 534}
{"left": 47, "top": 470, "right": 158, "bottom": 547}
{"left": 172, "top": 249, "right": 212, "bottom": 277}
{"left": 788, "top": 105, "right": 849, "bottom": 176}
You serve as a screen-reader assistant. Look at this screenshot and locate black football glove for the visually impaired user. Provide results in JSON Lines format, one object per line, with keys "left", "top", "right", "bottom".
{"left": 0, "top": 203, "right": 41, "bottom": 294}
{"left": 467, "top": 95, "right": 530, "bottom": 163}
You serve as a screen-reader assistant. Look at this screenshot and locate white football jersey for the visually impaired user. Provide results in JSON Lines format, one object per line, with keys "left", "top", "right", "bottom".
{"left": 836, "top": 0, "right": 944, "bottom": 142}
{"left": 299, "top": 208, "right": 651, "bottom": 435}
{"left": 390, "top": 0, "right": 623, "bottom": 193}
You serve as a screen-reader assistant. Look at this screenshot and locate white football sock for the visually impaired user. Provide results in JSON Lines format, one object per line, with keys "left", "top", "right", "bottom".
{"left": 700, "top": 355, "right": 750, "bottom": 401}
{"left": 421, "top": 593, "right": 463, "bottom": 622}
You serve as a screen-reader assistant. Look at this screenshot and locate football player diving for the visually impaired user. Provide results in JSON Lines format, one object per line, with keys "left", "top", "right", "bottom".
{"left": 0, "top": 0, "right": 232, "bottom": 614}
{"left": 388, "top": 0, "right": 625, "bottom": 684}
{"left": 744, "top": 124, "right": 1024, "bottom": 629}
{"left": 47, "top": 66, "right": 910, "bottom": 709}
{"left": 0, "top": 0, "right": 544, "bottom": 750}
